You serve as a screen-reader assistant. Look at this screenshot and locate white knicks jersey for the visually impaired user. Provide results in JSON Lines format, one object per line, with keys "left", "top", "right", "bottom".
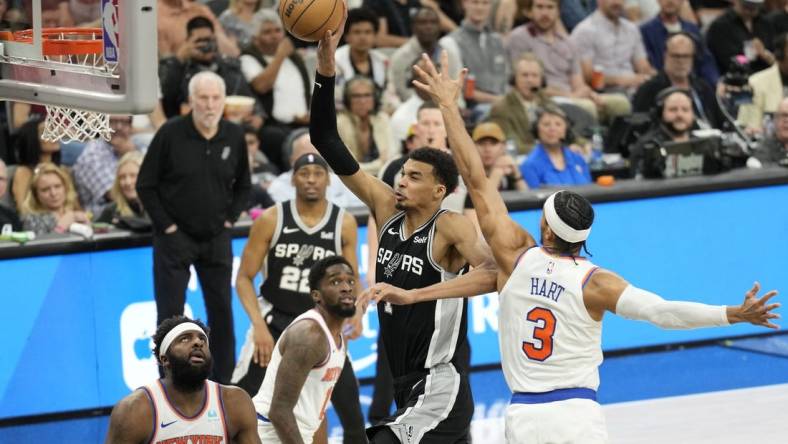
{"left": 499, "top": 247, "right": 603, "bottom": 393}
{"left": 253, "top": 309, "right": 346, "bottom": 443}
{"left": 141, "top": 379, "right": 228, "bottom": 444}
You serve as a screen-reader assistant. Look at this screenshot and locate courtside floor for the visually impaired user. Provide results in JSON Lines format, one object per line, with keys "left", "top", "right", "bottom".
{"left": 2, "top": 333, "right": 787, "bottom": 443}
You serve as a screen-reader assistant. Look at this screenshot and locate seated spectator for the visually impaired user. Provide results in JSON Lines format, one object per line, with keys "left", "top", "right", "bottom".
{"left": 96, "top": 151, "right": 149, "bottom": 226}
{"left": 472, "top": 122, "right": 527, "bottom": 191}
{"left": 489, "top": 53, "right": 554, "bottom": 154}
{"left": 633, "top": 33, "right": 723, "bottom": 129}
{"left": 240, "top": 9, "right": 311, "bottom": 171}
{"left": 570, "top": 0, "right": 656, "bottom": 93}
{"left": 337, "top": 77, "right": 393, "bottom": 175}
{"left": 11, "top": 117, "right": 61, "bottom": 212}
{"left": 266, "top": 130, "right": 364, "bottom": 208}
{"left": 68, "top": 0, "right": 100, "bottom": 26}
{"left": 335, "top": 7, "right": 389, "bottom": 107}
{"left": 72, "top": 115, "right": 138, "bottom": 215}
{"left": 751, "top": 97, "right": 788, "bottom": 165}
{"left": 630, "top": 87, "right": 698, "bottom": 177}
{"left": 243, "top": 125, "right": 276, "bottom": 210}
{"left": 159, "top": 16, "right": 255, "bottom": 118}
{"left": 441, "top": 0, "right": 509, "bottom": 118}
{"left": 20, "top": 162, "right": 89, "bottom": 235}
{"left": 218, "top": 0, "right": 263, "bottom": 48}
{"left": 388, "top": 7, "right": 461, "bottom": 103}
{"left": 738, "top": 33, "right": 787, "bottom": 131}
{"left": 561, "top": 0, "right": 597, "bottom": 31}
{"left": 0, "top": 158, "right": 21, "bottom": 231}
{"left": 706, "top": 0, "right": 777, "bottom": 75}
{"left": 388, "top": 56, "right": 438, "bottom": 149}
{"left": 506, "top": 0, "right": 631, "bottom": 123}
{"left": 158, "top": 0, "right": 239, "bottom": 58}
{"left": 363, "top": 0, "right": 457, "bottom": 47}
{"left": 640, "top": 0, "right": 720, "bottom": 86}
{"left": 520, "top": 105, "right": 592, "bottom": 188}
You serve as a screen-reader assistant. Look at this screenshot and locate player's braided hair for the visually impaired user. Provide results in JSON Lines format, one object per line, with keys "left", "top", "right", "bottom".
{"left": 152, "top": 316, "right": 210, "bottom": 365}
{"left": 551, "top": 191, "right": 594, "bottom": 257}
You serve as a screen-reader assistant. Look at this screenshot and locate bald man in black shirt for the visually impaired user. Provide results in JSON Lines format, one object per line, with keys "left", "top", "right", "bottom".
{"left": 137, "top": 70, "right": 251, "bottom": 384}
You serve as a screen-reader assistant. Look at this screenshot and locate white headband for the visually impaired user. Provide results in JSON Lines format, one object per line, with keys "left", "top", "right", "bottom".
{"left": 543, "top": 191, "right": 591, "bottom": 243}
{"left": 159, "top": 322, "right": 207, "bottom": 359}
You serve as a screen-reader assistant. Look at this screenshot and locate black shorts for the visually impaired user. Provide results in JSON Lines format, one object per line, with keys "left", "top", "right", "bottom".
{"left": 367, "top": 363, "right": 473, "bottom": 444}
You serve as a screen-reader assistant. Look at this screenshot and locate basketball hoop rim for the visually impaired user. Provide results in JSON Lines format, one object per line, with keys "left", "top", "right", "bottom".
{"left": 5, "top": 28, "right": 104, "bottom": 57}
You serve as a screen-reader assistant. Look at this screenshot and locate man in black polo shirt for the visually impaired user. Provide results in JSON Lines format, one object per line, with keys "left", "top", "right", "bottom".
{"left": 706, "top": 0, "right": 777, "bottom": 75}
{"left": 137, "top": 70, "right": 251, "bottom": 384}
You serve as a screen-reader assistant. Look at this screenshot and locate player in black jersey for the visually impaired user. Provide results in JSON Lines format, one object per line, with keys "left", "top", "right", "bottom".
{"left": 309, "top": 13, "right": 498, "bottom": 444}
{"left": 233, "top": 153, "right": 367, "bottom": 443}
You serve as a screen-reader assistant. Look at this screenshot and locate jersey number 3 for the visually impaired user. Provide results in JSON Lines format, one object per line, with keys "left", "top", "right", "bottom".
{"left": 522, "top": 307, "right": 556, "bottom": 361}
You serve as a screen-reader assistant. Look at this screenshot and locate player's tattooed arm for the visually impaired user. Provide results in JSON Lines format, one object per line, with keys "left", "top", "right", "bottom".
{"left": 221, "top": 386, "right": 263, "bottom": 444}
{"left": 104, "top": 390, "right": 155, "bottom": 444}
{"left": 268, "top": 321, "right": 331, "bottom": 444}
{"left": 412, "top": 51, "right": 536, "bottom": 275}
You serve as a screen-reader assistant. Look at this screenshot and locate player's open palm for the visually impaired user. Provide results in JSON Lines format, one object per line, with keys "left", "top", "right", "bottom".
{"left": 253, "top": 325, "right": 275, "bottom": 367}
{"left": 736, "top": 282, "right": 780, "bottom": 329}
{"left": 412, "top": 51, "right": 466, "bottom": 108}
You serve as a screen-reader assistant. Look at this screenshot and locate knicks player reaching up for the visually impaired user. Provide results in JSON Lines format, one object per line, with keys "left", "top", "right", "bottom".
{"left": 310, "top": 12, "right": 497, "bottom": 444}
{"left": 371, "top": 51, "right": 781, "bottom": 443}
{"left": 254, "top": 256, "right": 358, "bottom": 444}
{"left": 233, "top": 153, "right": 366, "bottom": 442}
{"left": 106, "top": 316, "right": 260, "bottom": 444}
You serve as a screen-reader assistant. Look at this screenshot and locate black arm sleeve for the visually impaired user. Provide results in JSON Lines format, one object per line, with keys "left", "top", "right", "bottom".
{"left": 309, "top": 72, "right": 360, "bottom": 176}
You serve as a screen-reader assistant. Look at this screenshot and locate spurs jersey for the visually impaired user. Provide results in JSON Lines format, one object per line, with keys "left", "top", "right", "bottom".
{"left": 499, "top": 246, "right": 602, "bottom": 393}
{"left": 254, "top": 309, "right": 346, "bottom": 443}
{"left": 141, "top": 379, "right": 228, "bottom": 444}
{"left": 260, "top": 200, "right": 344, "bottom": 316}
{"left": 375, "top": 209, "right": 470, "bottom": 378}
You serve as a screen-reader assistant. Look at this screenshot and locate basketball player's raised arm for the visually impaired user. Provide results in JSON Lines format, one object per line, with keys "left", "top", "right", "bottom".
{"left": 104, "top": 390, "right": 155, "bottom": 444}
{"left": 413, "top": 52, "right": 536, "bottom": 275}
{"left": 311, "top": 13, "right": 398, "bottom": 224}
{"left": 221, "top": 386, "right": 263, "bottom": 444}
{"left": 584, "top": 270, "right": 780, "bottom": 329}
{"left": 268, "top": 322, "right": 330, "bottom": 444}
{"left": 236, "top": 208, "right": 278, "bottom": 367}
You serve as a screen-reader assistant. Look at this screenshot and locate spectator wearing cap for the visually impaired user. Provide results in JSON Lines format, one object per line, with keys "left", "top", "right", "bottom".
{"left": 640, "top": 0, "right": 720, "bottom": 86}
{"left": 519, "top": 106, "right": 592, "bottom": 188}
{"left": 570, "top": 0, "right": 656, "bottom": 93}
{"left": 706, "top": 0, "right": 777, "bottom": 75}
{"left": 472, "top": 122, "right": 527, "bottom": 192}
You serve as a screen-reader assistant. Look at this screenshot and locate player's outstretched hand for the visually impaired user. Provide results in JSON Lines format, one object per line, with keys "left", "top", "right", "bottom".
{"left": 412, "top": 50, "right": 467, "bottom": 108}
{"left": 732, "top": 282, "right": 780, "bottom": 329}
{"left": 253, "top": 324, "right": 275, "bottom": 367}
{"left": 367, "top": 282, "right": 417, "bottom": 305}
{"left": 316, "top": 0, "right": 348, "bottom": 77}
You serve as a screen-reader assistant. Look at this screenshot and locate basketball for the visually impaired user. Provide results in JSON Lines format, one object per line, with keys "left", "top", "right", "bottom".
{"left": 279, "top": 0, "right": 345, "bottom": 42}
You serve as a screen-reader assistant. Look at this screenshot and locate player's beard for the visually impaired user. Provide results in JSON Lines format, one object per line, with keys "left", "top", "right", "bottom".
{"left": 168, "top": 352, "right": 212, "bottom": 392}
{"left": 325, "top": 300, "right": 356, "bottom": 319}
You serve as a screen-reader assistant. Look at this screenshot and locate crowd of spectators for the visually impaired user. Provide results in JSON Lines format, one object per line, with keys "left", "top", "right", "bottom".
{"left": 0, "top": 0, "right": 786, "bottom": 240}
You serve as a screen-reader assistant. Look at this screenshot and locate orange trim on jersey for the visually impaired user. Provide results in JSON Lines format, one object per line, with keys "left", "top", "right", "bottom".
{"left": 156, "top": 380, "right": 210, "bottom": 421}
{"left": 216, "top": 383, "right": 230, "bottom": 441}
{"left": 541, "top": 247, "right": 587, "bottom": 261}
{"left": 140, "top": 387, "right": 157, "bottom": 444}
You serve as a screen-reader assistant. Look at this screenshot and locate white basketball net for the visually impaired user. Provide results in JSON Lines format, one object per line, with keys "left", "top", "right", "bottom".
{"left": 42, "top": 106, "right": 113, "bottom": 143}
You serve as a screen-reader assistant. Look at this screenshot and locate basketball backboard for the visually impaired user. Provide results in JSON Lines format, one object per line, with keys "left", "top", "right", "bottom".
{"left": 0, "top": 0, "right": 157, "bottom": 114}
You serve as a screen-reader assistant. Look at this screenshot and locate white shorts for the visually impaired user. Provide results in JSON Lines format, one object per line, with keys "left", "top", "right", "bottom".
{"left": 505, "top": 398, "right": 608, "bottom": 444}
{"left": 257, "top": 420, "right": 314, "bottom": 444}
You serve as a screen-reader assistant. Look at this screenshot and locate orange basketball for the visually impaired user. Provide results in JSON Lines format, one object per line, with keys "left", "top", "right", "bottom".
{"left": 279, "top": 0, "right": 345, "bottom": 42}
